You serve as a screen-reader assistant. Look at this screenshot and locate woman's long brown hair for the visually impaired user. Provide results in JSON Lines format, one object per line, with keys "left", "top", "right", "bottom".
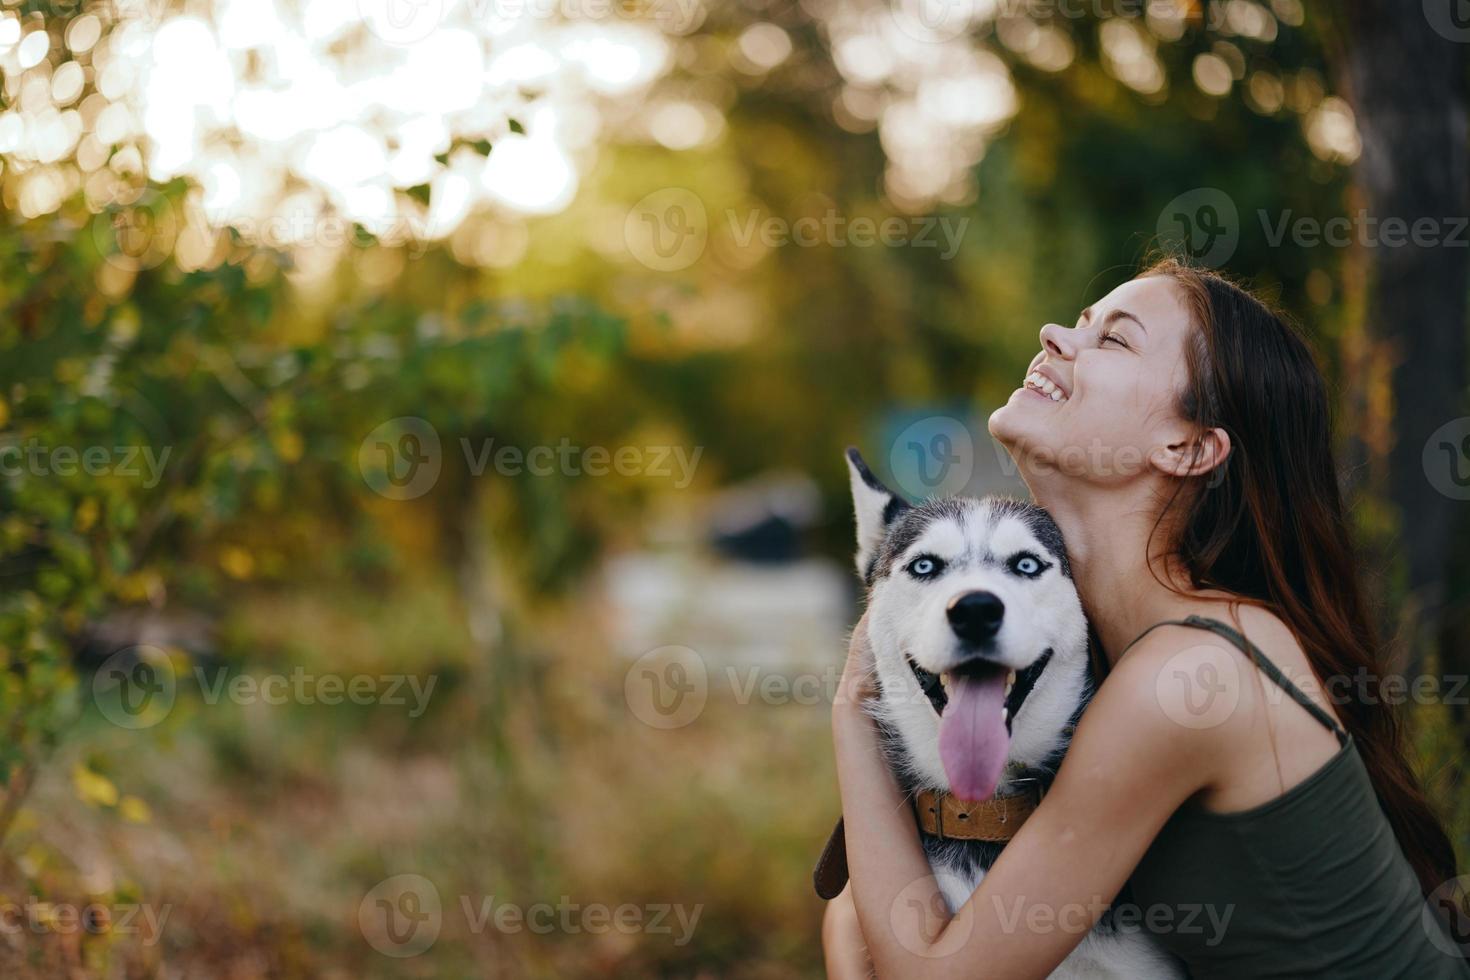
{"left": 1143, "top": 257, "right": 1457, "bottom": 899}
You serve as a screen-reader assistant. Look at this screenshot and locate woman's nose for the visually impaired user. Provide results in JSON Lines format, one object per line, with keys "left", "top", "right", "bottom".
{"left": 1039, "top": 322, "right": 1075, "bottom": 359}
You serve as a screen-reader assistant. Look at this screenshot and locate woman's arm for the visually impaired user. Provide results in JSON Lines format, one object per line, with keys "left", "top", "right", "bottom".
{"left": 833, "top": 624, "right": 1223, "bottom": 980}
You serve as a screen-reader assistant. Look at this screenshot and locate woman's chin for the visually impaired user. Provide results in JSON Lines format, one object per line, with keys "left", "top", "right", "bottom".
{"left": 989, "top": 390, "right": 1041, "bottom": 441}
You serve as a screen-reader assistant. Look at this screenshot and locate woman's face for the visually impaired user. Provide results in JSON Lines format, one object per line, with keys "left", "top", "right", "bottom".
{"left": 989, "top": 275, "right": 1199, "bottom": 486}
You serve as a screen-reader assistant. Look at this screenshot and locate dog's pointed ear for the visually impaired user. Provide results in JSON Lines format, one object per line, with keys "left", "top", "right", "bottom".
{"left": 846, "top": 447, "right": 909, "bottom": 583}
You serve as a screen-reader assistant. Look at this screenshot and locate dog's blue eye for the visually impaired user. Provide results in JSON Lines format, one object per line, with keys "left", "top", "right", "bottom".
{"left": 1010, "top": 553, "right": 1045, "bottom": 577}
{"left": 907, "top": 556, "right": 943, "bottom": 577}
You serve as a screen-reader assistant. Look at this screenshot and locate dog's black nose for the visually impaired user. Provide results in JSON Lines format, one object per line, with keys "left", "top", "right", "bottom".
{"left": 947, "top": 591, "right": 1004, "bottom": 644}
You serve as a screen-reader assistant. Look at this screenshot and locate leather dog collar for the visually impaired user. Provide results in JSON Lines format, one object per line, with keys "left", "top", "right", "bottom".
{"left": 913, "top": 783, "right": 1042, "bottom": 841}
{"left": 812, "top": 780, "right": 1047, "bottom": 899}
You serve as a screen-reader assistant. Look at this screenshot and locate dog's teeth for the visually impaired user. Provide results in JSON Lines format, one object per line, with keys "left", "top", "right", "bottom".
{"left": 939, "top": 672, "right": 950, "bottom": 693}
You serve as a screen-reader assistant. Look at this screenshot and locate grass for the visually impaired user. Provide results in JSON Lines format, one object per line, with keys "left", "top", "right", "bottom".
{"left": 6, "top": 573, "right": 839, "bottom": 977}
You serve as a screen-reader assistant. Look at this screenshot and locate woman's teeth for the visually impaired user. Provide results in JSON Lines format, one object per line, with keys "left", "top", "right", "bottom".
{"left": 1025, "top": 372, "right": 1067, "bottom": 402}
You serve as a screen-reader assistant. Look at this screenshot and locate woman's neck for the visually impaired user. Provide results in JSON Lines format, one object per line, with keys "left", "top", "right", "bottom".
{"left": 1030, "top": 481, "right": 1195, "bottom": 665}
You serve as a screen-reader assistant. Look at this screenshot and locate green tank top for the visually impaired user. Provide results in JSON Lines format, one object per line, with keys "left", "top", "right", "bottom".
{"left": 1121, "top": 615, "right": 1468, "bottom": 978}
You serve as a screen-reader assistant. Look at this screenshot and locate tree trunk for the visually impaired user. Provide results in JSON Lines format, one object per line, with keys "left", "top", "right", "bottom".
{"left": 1337, "top": 2, "right": 1469, "bottom": 679}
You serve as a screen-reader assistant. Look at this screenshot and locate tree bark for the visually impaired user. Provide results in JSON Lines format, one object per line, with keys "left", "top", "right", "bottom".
{"left": 1337, "top": 2, "right": 1469, "bottom": 678}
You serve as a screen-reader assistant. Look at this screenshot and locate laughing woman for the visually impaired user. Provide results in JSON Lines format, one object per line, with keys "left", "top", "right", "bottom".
{"left": 822, "top": 260, "right": 1469, "bottom": 979}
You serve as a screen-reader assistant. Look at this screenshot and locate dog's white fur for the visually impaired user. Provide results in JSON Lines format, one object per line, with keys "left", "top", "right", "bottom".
{"left": 848, "top": 451, "right": 1183, "bottom": 978}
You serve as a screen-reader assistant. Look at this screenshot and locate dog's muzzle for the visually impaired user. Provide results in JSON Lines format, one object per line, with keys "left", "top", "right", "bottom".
{"left": 905, "top": 650, "right": 1054, "bottom": 734}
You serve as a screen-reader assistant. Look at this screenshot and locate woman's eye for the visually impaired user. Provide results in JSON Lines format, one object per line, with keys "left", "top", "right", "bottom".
{"left": 908, "top": 557, "right": 942, "bottom": 577}
{"left": 1100, "top": 331, "right": 1127, "bottom": 348}
{"left": 1011, "top": 554, "right": 1043, "bottom": 576}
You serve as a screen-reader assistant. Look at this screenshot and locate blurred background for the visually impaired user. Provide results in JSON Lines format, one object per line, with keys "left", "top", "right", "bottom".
{"left": 1, "top": 0, "right": 1467, "bottom": 975}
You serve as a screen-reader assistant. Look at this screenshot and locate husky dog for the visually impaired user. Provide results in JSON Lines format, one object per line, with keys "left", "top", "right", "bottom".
{"left": 828, "top": 448, "right": 1182, "bottom": 978}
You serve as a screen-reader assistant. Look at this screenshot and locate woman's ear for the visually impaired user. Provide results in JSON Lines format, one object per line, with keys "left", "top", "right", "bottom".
{"left": 1150, "top": 426, "right": 1231, "bottom": 479}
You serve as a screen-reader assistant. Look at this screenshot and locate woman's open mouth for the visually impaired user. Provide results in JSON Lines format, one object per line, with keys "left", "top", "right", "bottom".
{"left": 1023, "top": 371, "right": 1069, "bottom": 403}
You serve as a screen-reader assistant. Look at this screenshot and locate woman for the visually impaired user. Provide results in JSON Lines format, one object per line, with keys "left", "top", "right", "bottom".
{"left": 822, "top": 259, "right": 1468, "bottom": 978}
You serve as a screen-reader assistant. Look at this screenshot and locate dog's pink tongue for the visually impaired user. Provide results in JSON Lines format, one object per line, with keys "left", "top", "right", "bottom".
{"left": 938, "top": 673, "right": 1010, "bottom": 802}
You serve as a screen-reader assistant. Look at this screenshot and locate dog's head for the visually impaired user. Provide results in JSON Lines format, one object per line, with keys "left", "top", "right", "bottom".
{"left": 846, "top": 448, "right": 1090, "bottom": 801}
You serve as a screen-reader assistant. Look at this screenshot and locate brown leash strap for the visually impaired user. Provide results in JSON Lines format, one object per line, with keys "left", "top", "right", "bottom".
{"left": 813, "top": 818, "right": 848, "bottom": 900}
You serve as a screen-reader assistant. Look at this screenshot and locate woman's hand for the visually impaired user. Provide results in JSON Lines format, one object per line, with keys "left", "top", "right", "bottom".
{"left": 834, "top": 611, "right": 879, "bottom": 726}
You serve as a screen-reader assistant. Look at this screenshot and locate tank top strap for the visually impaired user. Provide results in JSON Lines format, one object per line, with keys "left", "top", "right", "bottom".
{"left": 1121, "top": 614, "right": 1349, "bottom": 745}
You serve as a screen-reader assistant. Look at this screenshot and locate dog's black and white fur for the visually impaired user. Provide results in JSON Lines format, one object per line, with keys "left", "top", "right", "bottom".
{"left": 846, "top": 448, "right": 1182, "bottom": 978}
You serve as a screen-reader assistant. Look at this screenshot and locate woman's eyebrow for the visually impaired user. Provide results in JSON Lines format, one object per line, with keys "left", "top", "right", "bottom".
{"left": 1106, "top": 309, "right": 1147, "bottom": 335}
